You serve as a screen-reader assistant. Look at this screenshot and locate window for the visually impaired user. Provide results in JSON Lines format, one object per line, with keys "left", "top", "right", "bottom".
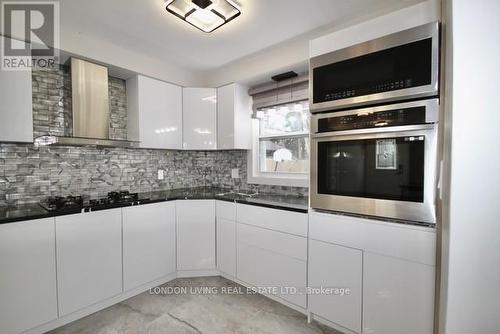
{"left": 257, "top": 101, "right": 310, "bottom": 173}
{"left": 248, "top": 100, "right": 310, "bottom": 187}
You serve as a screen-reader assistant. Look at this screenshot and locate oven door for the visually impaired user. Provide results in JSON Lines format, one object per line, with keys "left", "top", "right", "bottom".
{"left": 310, "top": 22, "right": 439, "bottom": 112}
{"left": 310, "top": 125, "right": 438, "bottom": 224}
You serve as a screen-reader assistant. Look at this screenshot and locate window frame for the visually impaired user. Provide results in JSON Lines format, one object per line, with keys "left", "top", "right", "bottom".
{"left": 247, "top": 118, "right": 309, "bottom": 188}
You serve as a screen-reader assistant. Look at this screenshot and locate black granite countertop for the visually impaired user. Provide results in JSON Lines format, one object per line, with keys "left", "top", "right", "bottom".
{"left": 0, "top": 203, "right": 55, "bottom": 224}
{"left": 0, "top": 187, "right": 308, "bottom": 225}
{"left": 139, "top": 187, "right": 308, "bottom": 212}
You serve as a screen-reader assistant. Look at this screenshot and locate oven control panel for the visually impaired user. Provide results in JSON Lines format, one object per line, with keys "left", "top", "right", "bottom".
{"left": 317, "top": 106, "right": 427, "bottom": 133}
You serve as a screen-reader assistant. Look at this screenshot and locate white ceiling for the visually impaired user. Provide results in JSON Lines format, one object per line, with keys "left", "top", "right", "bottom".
{"left": 60, "top": 0, "right": 424, "bottom": 72}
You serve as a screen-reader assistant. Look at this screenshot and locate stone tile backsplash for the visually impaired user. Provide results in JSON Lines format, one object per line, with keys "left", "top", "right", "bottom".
{"left": 0, "top": 66, "right": 307, "bottom": 206}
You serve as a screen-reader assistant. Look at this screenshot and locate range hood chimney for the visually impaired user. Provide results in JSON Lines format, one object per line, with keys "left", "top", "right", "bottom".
{"left": 35, "top": 58, "right": 138, "bottom": 148}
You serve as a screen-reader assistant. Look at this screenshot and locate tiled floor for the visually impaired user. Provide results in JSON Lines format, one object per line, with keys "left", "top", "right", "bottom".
{"left": 49, "top": 276, "right": 341, "bottom": 334}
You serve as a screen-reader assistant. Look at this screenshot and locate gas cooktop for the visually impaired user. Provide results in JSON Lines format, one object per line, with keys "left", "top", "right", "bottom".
{"left": 39, "top": 191, "right": 145, "bottom": 213}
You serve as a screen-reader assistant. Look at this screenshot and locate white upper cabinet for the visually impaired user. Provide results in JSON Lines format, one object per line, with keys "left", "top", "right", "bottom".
{"left": 127, "top": 75, "right": 182, "bottom": 149}
{"left": 182, "top": 87, "right": 217, "bottom": 150}
{"left": 0, "top": 36, "right": 33, "bottom": 143}
{"left": 217, "top": 83, "right": 252, "bottom": 150}
{"left": 310, "top": 1, "right": 440, "bottom": 58}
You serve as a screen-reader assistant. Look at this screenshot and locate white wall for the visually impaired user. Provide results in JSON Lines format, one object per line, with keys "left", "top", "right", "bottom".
{"left": 310, "top": 0, "right": 441, "bottom": 57}
{"left": 441, "top": 0, "right": 500, "bottom": 333}
{"left": 58, "top": 31, "right": 202, "bottom": 87}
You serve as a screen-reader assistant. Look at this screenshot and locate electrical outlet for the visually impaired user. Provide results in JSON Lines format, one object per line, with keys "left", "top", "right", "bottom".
{"left": 157, "top": 169, "right": 164, "bottom": 180}
{"left": 231, "top": 168, "right": 239, "bottom": 179}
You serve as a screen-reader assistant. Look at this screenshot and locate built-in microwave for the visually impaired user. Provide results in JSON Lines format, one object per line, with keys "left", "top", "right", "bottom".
{"left": 310, "top": 99, "right": 439, "bottom": 225}
{"left": 310, "top": 22, "right": 440, "bottom": 112}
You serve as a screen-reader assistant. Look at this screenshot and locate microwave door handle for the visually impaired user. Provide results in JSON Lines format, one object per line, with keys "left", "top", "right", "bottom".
{"left": 312, "top": 124, "right": 436, "bottom": 138}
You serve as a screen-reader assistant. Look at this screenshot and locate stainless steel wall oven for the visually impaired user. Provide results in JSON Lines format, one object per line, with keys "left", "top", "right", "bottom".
{"left": 310, "top": 99, "right": 439, "bottom": 224}
{"left": 309, "top": 22, "right": 440, "bottom": 224}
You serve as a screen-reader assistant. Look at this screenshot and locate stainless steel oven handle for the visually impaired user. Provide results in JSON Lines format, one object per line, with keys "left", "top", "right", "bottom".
{"left": 311, "top": 124, "right": 436, "bottom": 138}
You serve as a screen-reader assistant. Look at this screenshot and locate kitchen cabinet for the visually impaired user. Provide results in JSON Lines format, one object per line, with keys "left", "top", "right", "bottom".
{"left": 309, "top": 211, "right": 436, "bottom": 334}
{"left": 236, "top": 203, "right": 308, "bottom": 237}
{"left": 217, "top": 83, "right": 252, "bottom": 150}
{"left": 363, "top": 252, "right": 435, "bottom": 334}
{"left": 182, "top": 87, "right": 217, "bottom": 150}
{"left": 122, "top": 202, "right": 176, "bottom": 291}
{"left": 176, "top": 200, "right": 216, "bottom": 271}
{"left": 0, "top": 218, "right": 57, "bottom": 334}
{"left": 236, "top": 223, "right": 307, "bottom": 308}
{"left": 308, "top": 239, "right": 362, "bottom": 334}
{"left": 216, "top": 201, "right": 237, "bottom": 277}
{"left": 217, "top": 218, "right": 236, "bottom": 277}
{"left": 0, "top": 36, "right": 33, "bottom": 143}
{"left": 309, "top": 212, "right": 436, "bottom": 266}
{"left": 127, "top": 75, "right": 183, "bottom": 149}
{"left": 236, "top": 204, "right": 308, "bottom": 308}
{"left": 56, "top": 209, "right": 122, "bottom": 316}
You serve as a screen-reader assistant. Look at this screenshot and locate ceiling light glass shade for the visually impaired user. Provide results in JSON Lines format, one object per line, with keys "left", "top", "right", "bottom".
{"left": 187, "top": 9, "right": 224, "bottom": 32}
{"left": 166, "top": 0, "right": 241, "bottom": 33}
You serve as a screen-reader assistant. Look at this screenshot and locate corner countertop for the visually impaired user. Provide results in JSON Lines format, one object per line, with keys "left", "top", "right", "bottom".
{"left": 0, "top": 187, "right": 309, "bottom": 225}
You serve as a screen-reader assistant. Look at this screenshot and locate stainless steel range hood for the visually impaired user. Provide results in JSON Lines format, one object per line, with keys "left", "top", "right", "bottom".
{"left": 35, "top": 58, "right": 138, "bottom": 148}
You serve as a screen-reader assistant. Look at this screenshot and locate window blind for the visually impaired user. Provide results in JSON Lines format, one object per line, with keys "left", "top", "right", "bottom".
{"left": 248, "top": 74, "right": 309, "bottom": 117}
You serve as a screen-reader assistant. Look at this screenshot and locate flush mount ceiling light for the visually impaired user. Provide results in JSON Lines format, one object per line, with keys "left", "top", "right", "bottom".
{"left": 166, "top": 0, "right": 241, "bottom": 33}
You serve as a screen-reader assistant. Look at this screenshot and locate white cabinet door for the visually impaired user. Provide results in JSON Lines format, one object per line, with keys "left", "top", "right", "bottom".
{"left": 123, "top": 202, "right": 176, "bottom": 291}
{"left": 127, "top": 75, "right": 183, "bottom": 149}
{"left": 217, "top": 217, "right": 236, "bottom": 277}
{"left": 236, "top": 223, "right": 307, "bottom": 308}
{"left": 56, "top": 210, "right": 122, "bottom": 316}
{"left": 363, "top": 252, "right": 435, "bottom": 334}
{"left": 0, "top": 36, "right": 33, "bottom": 143}
{"left": 217, "top": 83, "right": 252, "bottom": 150}
{"left": 0, "top": 218, "right": 57, "bottom": 334}
{"left": 176, "top": 200, "right": 216, "bottom": 270}
{"left": 182, "top": 88, "right": 217, "bottom": 150}
{"left": 309, "top": 212, "right": 436, "bottom": 266}
{"left": 308, "top": 240, "right": 363, "bottom": 334}
{"left": 216, "top": 200, "right": 236, "bottom": 221}
{"left": 237, "top": 203, "right": 308, "bottom": 237}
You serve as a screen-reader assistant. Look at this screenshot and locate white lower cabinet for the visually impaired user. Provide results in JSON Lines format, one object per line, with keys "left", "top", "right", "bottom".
{"left": 0, "top": 201, "right": 438, "bottom": 334}
{"left": 176, "top": 200, "right": 216, "bottom": 271}
{"left": 122, "top": 202, "right": 176, "bottom": 291}
{"left": 216, "top": 201, "right": 237, "bottom": 277}
{"left": 235, "top": 204, "right": 308, "bottom": 308}
{"left": 0, "top": 218, "right": 58, "bottom": 334}
{"left": 308, "top": 212, "right": 436, "bottom": 334}
{"left": 217, "top": 217, "right": 236, "bottom": 277}
{"left": 56, "top": 210, "right": 123, "bottom": 316}
{"left": 362, "top": 252, "right": 435, "bottom": 334}
{"left": 308, "top": 240, "right": 362, "bottom": 334}
{"left": 236, "top": 203, "right": 308, "bottom": 236}
{"left": 236, "top": 222, "right": 307, "bottom": 308}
